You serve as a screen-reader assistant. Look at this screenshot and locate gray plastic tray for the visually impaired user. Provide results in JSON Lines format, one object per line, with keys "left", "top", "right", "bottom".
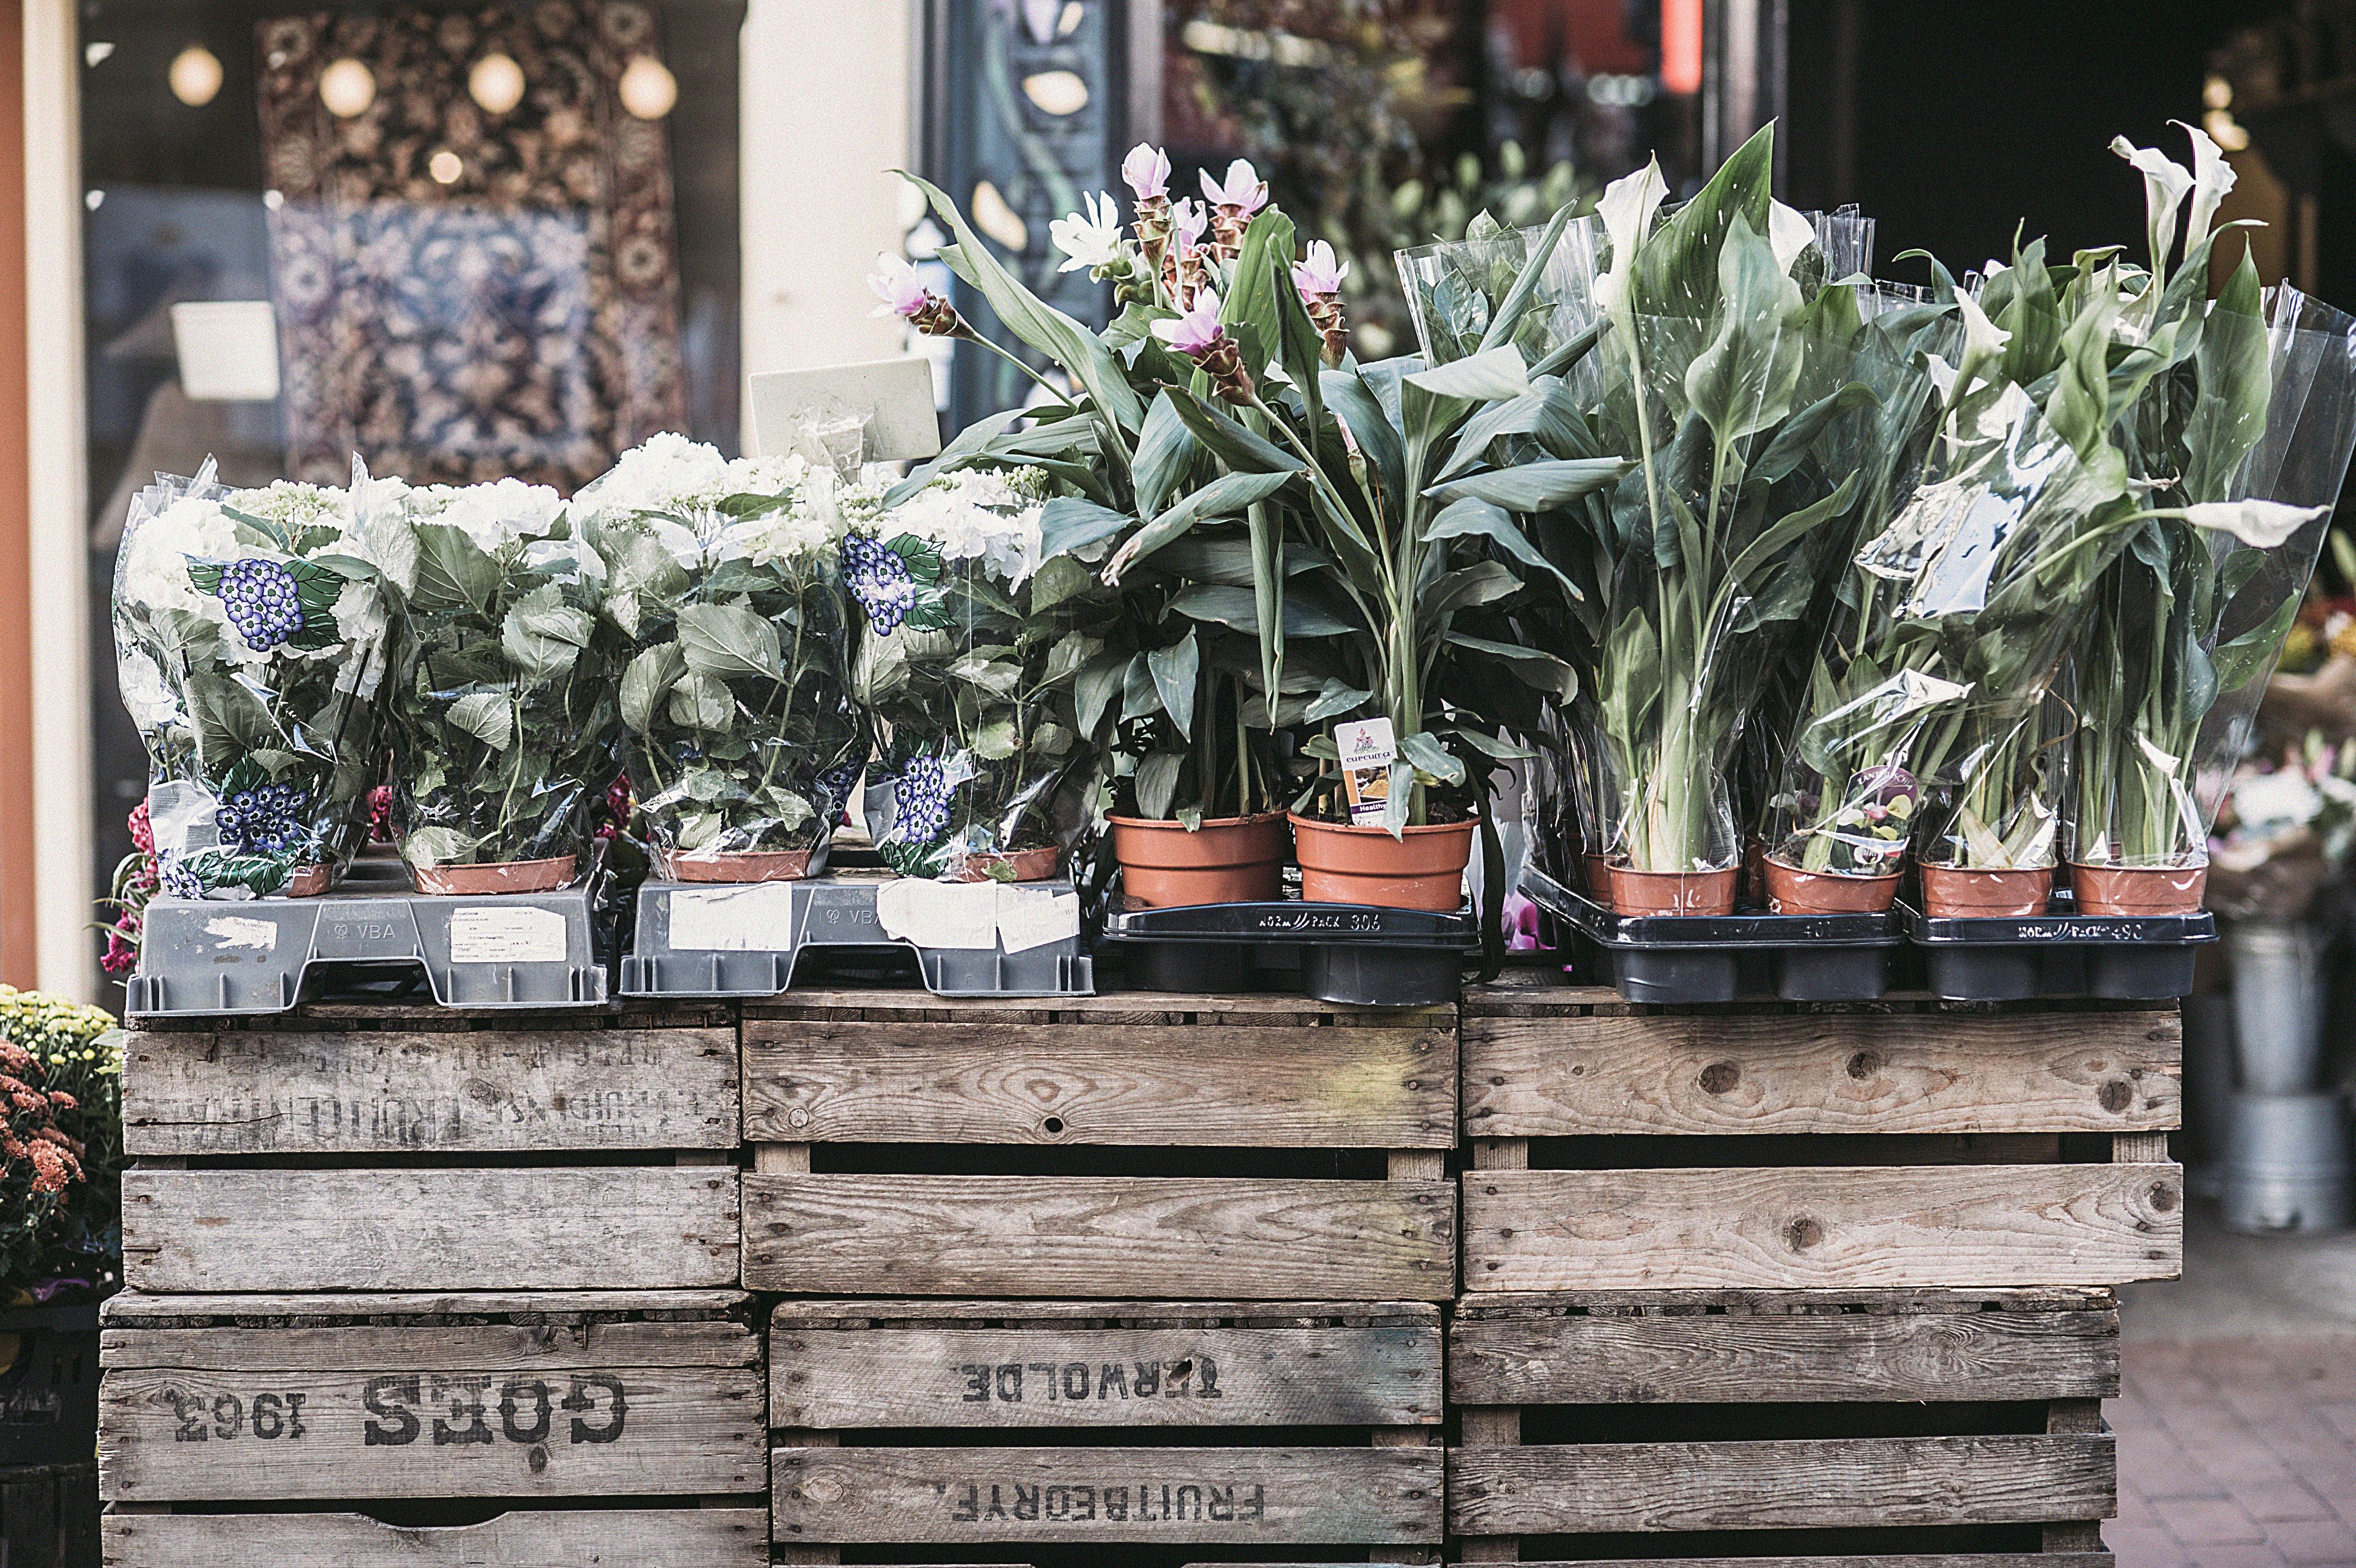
{"left": 125, "top": 855, "right": 608, "bottom": 1017}
{"left": 620, "top": 874, "right": 1092, "bottom": 998}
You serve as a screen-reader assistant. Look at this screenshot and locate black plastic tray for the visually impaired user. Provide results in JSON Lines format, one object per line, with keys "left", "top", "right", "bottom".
{"left": 1097, "top": 898, "right": 1478, "bottom": 1008}
{"left": 1900, "top": 897, "right": 2215, "bottom": 1002}
{"left": 1521, "top": 868, "right": 1904, "bottom": 1004}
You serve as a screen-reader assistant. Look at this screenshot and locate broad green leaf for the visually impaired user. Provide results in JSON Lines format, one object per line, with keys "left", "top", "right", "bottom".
{"left": 501, "top": 584, "right": 592, "bottom": 682}
{"left": 1133, "top": 392, "right": 1197, "bottom": 516}
{"left": 1136, "top": 751, "right": 1183, "bottom": 819}
{"left": 1147, "top": 631, "right": 1200, "bottom": 741}
{"left": 1320, "top": 368, "right": 1407, "bottom": 505}
{"left": 2212, "top": 593, "right": 2299, "bottom": 691}
{"left": 1109, "top": 470, "right": 1296, "bottom": 579}
{"left": 410, "top": 523, "right": 501, "bottom": 615}
{"left": 1163, "top": 386, "right": 1302, "bottom": 474}
{"left": 1076, "top": 648, "right": 1129, "bottom": 736}
{"left": 1424, "top": 496, "right": 1580, "bottom": 598}
{"left": 1398, "top": 729, "right": 1467, "bottom": 785}
{"left": 1405, "top": 346, "right": 1533, "bottom": 403}
{"left": 446, "top": 691, "right": 513, "bottom": 751}
{"left": 620, "top": 643, "right": 686, "bottom": 734}
{"left": 1169, "top": 583, "right": 1354, "bottom": 637}
{"left": 1039, "top": 496, "right": 1131, "bottom": 560}
{"left": 675, "top": 601, "right": 782, "bottom": 681}
{"left": 1449, "top": 631, "right": 1579, "bottom": 700}
{"left": 1425, "top": 459, "right": 1631, "bottom": 512}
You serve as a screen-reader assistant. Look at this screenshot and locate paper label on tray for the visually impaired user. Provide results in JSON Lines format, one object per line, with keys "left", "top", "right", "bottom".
{"left": 203, "top": 915, "right": 277, "bottom": 953}
{"left": 667, "top": 884, "right": 796, "bottom": 952}
{"left": 446, "top": 905, "right": 569, "bottom": 964}
{"left": 875, "top": 879, "right": 1000, "bottom": 950}
{"left": 996, "top": 888, "right": 1080, "bottom": 954}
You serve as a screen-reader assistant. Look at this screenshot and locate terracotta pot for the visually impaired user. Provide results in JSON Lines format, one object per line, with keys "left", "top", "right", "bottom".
{"left": 948, "top": 845, "right": 1064, "bottom": 884}
{"left": 1289, "top": 813, "right": 1474, "bottom": 912}
{"left": 1919, "top": 862, "right": 2053, "bottom": 918}
{"left": 2070, "top": 861, "right": 2207, "bottom": 916}
{"left": 285, "top": 864, "right": 335, "bottom": 898}
{"left": 1110, "top": 813, "right": 1290, "bottom": 907}
{"left": 1582, "top": 852, "right": 1613, "bottom": 908}
{"left": 1608, "top": 861, "right": 1739, "bottom": 917}
{"left": 409, "top": 854, "right": 577, "bottom": 895}
{"left": 658, "top": 846, "right": 816, "bottom": 883}
{"left": 1762, "top": 854, "right": 1901, "bottom": 915}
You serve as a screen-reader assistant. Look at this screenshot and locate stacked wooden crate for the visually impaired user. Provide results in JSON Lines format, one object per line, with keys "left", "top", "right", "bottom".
{"left": 1449, "top": 982, "right": 2183, "bottom": 1567}
{"left": 741, "top": 989, "right": 1457, "bottom": 1565}
{"left": 97, "top": 1003, "right": 766, "bottom": 1566}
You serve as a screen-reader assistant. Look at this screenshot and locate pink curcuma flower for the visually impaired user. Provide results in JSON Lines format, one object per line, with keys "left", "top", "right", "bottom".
{"left": 1152, "top": 289, "right": 1225, "bottom": 357}
{"left": 1122, "top": 143, "right": 1172, "bottom": 202}
{"left": 1291, "top": 240, "right": 1348, "bottom": 299}
{"left": 1169, "top": 198, "right": 1209, "bottom": 247}
{"left": 868, "top": 252, "right": 930, "bottom": 319}
{"left": 1200, "top": 158, "right": 1269, "bottom": 217}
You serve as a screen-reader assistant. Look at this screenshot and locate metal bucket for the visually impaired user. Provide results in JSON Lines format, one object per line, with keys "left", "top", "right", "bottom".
{"left": 2219, "top": 1089, "right": 2353, "bottom": 1234}
{"left": 2225, "top": 919, "right": 2328, "bottom": 1094}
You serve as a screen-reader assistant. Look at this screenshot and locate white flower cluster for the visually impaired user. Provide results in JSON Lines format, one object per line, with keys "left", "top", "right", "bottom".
{"left": 876, "top": 467, "right": 1051, "bottom": 586}
{"left": 411, "top": 478, "right": 566, "bottom": 552}
{"left": 574, "top": 435, "right": 843, "bottom": 571}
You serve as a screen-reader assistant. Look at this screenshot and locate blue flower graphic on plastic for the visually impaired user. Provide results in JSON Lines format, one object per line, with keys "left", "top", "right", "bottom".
{"left": 214, "top": 557, "right": 306, "bottom": 651}
{"left": 158, "top": 857, "right": 204, "bottom": 900}
{"left": 815, "top": 759, "right": 863, "bottom": 824}
{"left": 841, "top": 535, "right": 916, "bottom": 634}
{"left": 215, "top": 780, "right": 308, "bottom": 856}
{"left": 889, "top": 754, "right": 955, "bottom": 847}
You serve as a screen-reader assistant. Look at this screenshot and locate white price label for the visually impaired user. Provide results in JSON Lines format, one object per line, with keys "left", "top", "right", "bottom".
{"left": 667, "top": 884, "right": 797, "bottom": 952}
{"left": 446, "top": 905, "right": 569, "bottom": 965}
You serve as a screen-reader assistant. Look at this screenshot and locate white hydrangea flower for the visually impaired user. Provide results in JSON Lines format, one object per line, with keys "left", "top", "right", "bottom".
{"left": 332, "top": 575, "right": 388, "bottom": 657}
{"left": 411, "top": 478, "right": 566, "bottom": 552}
{"left": 225, "top": 479, "right": 356, "bottom": 537}
{"left": 880, "top": 468, "right": 1051, "bottom": 584}
{"left": 115, "top": 646, "right": 181, "bottom": 731}
{"left": 575, "top": 432, "right": 735, "bottom": 526}
{"left": 121, "top": 496, "right": 239, "bottom": 627}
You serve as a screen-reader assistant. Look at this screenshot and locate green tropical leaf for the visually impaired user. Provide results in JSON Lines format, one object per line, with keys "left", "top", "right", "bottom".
{"left": 675, "top": 602, "right": 782, "bottom": 681}
{"left": 446, "top": 691, "right": 514, "bottom": 751}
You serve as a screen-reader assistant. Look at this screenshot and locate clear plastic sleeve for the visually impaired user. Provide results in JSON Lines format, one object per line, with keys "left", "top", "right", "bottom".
{"left": 111, "top": 455, "right": 400, "bottom": 899}
{"left": 2064, "top": 283, "right": 2356, "bottom": 872}
{"left": 384, "top": 480, "right": 624, "bottom": 890}
{"left": 578, "top": 437, "right": 868, "bottom": 880}
{"left": 850, "top": 468, "right": 1091, "bottom": 881}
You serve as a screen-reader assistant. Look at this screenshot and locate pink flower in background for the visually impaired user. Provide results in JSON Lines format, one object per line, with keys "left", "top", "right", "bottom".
{"left": 1122, "top": 143, "right": 1172, "bottom": 202}
{"left": 1292, "top": 240, "right": 1349, "bottom": 299}
{"left": 1200, "top": 158, "right": 1269, "bottom": 217}
{"left": 127, "top": 798, "right": 153, "bottom": 856}
{"left": 1169, "top": 198, "right": 1208, "bottom": 247}
{"left": 868, "top": 253, "right": 931, "bottom": 320}
{"left": 1151, "top": 289, "right": 1226, "bottom": 358}
{"left": 367, "top": 784, "right": 392, "bottom": 842}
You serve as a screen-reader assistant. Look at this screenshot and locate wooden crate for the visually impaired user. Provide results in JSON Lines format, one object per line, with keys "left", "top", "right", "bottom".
{"left": 1448, "top": 1287, "right": 2122, "bottom": 1566}
{"left": 1458, "top": 984, "right": 2183, "bottom": 1293}
{"left": 118, "top": 1003, "right": 741, "bottom": 1292}
{"left": 97, "top": 1289, "right": 767, "bottom": 1567}
{"left": 767, "top": 1298, "right": 1445, "bottom": 1565}
{"left": 740, "top": 992, "right": 1458, "bottom": 1301}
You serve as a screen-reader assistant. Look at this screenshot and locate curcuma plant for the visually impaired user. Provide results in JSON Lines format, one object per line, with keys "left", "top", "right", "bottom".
{"left": 382, "top": 480, "right": 624, "bottom": 884}
{"left": 575, "top": 436, "right": 867, "bottom": 877}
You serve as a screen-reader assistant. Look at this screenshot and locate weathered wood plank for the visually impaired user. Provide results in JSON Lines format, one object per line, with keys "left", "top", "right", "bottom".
{"left": 1463, "top": 1164, "right": 2181, "bottom": 1291}
{"left": 744, "top": 1174, "right": 1455, "bottom": 1300}
{"left": 1512, "top": 1558, "right": 2114, "bottom": 1568}
{"left": 100, "top": 1318, "right": 763, "bottom": 1501}
{"left": 768, "top": 1298, "right": 1437, "bottom": 1326}
{"left": 122, "top": 1028, "right": 739, "bottom": 1155}
{"left": 1462, "top": 1011, "right": 2179, "bottom": 1137}
{"left": 1447, "top": 1433, "right": 2115, "bottom": 1534}
{"left": 743, "top": 1019, "right": 1454, "bottom": 1147}
{"left": 770, "top": 1317, "right": 1440, "bottom": 1428}
{"left": 101, "top": 1508, "right": 768, "bottom": 1567}
{"left": 122, "top": 1168, "right": 740, "bottom": 1292}
{"left": 773, "top": 1444, "right": 1443, "bottom": 1544}
{"left": 1448, "top": 1305, "right": 2119, "bottom": 1403}
{"left": 100, "top": 1289, "right": 747, "bottom": 1324}
{"left": 1455, "top": 1287, "right": 2115, "bottom": 1314}
{"left": 747, "top": 990, "right": 1448, "bottom": 1026}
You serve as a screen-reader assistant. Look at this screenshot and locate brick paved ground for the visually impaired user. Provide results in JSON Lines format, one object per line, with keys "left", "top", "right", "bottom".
{"left": 2109, "top": 1204, "right": 2356, "bottom": 1567}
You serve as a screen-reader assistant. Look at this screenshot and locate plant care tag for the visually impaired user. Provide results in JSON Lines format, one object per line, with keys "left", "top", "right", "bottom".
{"left": 875, "top": 879, "right": 1000, "bottom": 950}
{"left": 996, "top": 887, "right": 1080, "bottom": 954}
{"left": 669, "top": 883, "right": 796, "bottom": 952}
{"left": 747, "top": 357, "right": 943, "bottom": 464}
{"left": 1334, "top": 717, "right": 1399, "bottom": 826}
{"left": 446, "top": 904, "right": 569, "bottom": 965}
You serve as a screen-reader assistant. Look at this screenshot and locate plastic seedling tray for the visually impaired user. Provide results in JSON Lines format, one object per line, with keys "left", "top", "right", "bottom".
{"left": 125, "top": 851, "right": 608, "bottom": 1017}
{"left": 1521, "top": 868, "right": 1904, "bottom": 1004}
{"left": 1097, "top": 895, "right": 1478, "bottom": 1008}
{"left": 1900, "top": 895, "right": 2215, "bottom": 1002}
{"left": 620, "top": 873, "right": 1092, "bottom": 999}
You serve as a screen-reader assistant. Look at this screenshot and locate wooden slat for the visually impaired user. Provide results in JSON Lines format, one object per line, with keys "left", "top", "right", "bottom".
{"left": 743, "top": 1018, "right": 1454, "bottom": 1147}
{"left": 123, "top": 1027, "right": 739, "bottom": 1155}
{"left": 746, "top": 989, "right": 1449, "bottom": 1026}
{"left": 1456, "top": 1287, "right": 2115, "bottom": 1314}
{"left": 99, "top": 1320, "right": 763, "bottom": 1501}
{"left": 1447, "top": 1433, "right": 2114, "bottom": 1534}
{"left": 1448, "top": 1304, "right": 2119, "bottom": 1403}
{"left": 122, "top": 1168, "right": 740, "bottom": 1292}
{"left": 1462, "top": 1009, "right": 2179, "bottom": 1138}
{"left": 768, "top": 1298, "right": 1437, "bottom": 1326}
{"left": 1463, "top": 1164, "right": 2181, "bottom": 1291}
{"left": 101, "top": 1288, "right": 748, "bottom": 1324}
{"left": 101, "top": 1508, "right": 768, "bottom": 1567}
{"left": 1514, "top": 1558, "right": 2114, "bottom": 1568}
{"left": 773, "top": 1443, "right": 1443, "bottom": 1544}
{"left": 769, "top": 1316, "right": 1440, "bottom": 1428}
{"left": 744, "top": 1174, "right": 1455, "bottom": 1300}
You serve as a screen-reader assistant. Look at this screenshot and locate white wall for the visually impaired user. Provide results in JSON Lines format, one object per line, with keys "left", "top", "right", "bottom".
{"left": 740, "top": 0, "right": 916, "bottom": 384}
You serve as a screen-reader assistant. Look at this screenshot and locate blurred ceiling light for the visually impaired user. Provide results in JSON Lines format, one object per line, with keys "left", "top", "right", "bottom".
{"left": 468, "top": 52, "right": 525, "bottom": 115}
{"left": 169, "top": 45, "right": 223, "bottom": 107}
{"left": 2204, "top": 74, "right": 2233, "bottom": 111}
{"left": 2205, "top": 107, "right": 2252, "bottom": 153}
{"left": 84, "top": 42, "right": 114, "bottom": 67}
{"left": 428, "top": 149, "right": 464, "bottom": 185}
{"left": 1021, "top": 70, "right": 1088, "bottom": 116}
{"left": 262, "top": 189, "right": 284, "bottom": 211}
{"left": 619, "top": 55, "right": 677, "bottom": 120}
{"left": 319, "top": 57, "right": 376, "bottom": 117}
{"left": 85, "top": 190, "right": 104, "bottom": 211}
{"left": 1660, "top": 0, "right": 1704, "bottom": 96}
{"left": 972, "top": 180, "right": 1028, "bottom": 252}
{"left": 1058, "top": 2, "right": 1083, "bottom": 36}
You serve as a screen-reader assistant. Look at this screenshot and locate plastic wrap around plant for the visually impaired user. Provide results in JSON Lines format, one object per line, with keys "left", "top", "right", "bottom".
{"left": 2065, "top": 282, "right": 2356, "bottom": 874}
{"left": 577, "top": 436, "right": 867, "bottom": 878}
{"left": 852, "top": 468, "right": 1094, "bottom": 880}
{"left": 383, "top": 480, "right": 624, "bottom": 887}
{"left": 112, "top": 458, "right": 400, "bottom": 898}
